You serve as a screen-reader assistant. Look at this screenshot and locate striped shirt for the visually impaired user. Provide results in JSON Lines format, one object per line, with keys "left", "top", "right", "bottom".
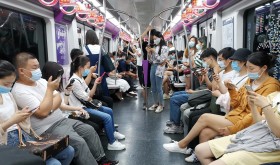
{"left": 194, "top": 50, "right": 203, "bottom": 68}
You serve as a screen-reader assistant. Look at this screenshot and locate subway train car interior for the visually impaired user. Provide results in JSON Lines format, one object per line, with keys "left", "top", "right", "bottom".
{"left": 0, "top": 0, "right": 280, "bottom": 165}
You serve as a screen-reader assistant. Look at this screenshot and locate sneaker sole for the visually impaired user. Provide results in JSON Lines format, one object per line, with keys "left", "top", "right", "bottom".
{"left": 107, "top": 147, "right": 126, "bottom": 151}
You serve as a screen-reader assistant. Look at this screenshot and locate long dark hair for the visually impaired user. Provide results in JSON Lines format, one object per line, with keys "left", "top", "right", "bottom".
{"left": 70, "top": 56, "right": 90, "bottom": 77}
{"left": 154, "top": 31, "right": 166, "bottom": 55}
{"left": 247, "top": 52, "right": 275, "bottom": 70}
{"left": 42, "top": 62, "right": 64, "bottom": 92}
{"left": 0, "top": 60, "right": 16, "bottom": 79}
{"left": 86, "top": 30, "right": 99, "bottom": 45}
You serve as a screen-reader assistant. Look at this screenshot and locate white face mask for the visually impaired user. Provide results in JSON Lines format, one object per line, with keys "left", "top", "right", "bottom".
{"left": 154, "top": 38, "right": 161, "bottom": 45}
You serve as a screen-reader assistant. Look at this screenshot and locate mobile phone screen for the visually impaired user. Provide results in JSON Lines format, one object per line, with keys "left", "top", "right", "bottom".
{"left": 245, "top": 85, "right": 253, "bottom": 91}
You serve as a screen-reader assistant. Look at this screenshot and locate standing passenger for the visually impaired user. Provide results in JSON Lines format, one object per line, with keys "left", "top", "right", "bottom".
{"left": 147, "top": 31, "right": 169, "bottom": 113}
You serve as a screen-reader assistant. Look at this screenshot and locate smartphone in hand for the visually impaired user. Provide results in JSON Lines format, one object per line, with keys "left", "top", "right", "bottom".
{"left": 66, "top": 79, "right": 75, "bottom": 88}
{"left": 29, "top": 107, "right": 38, "bottom": 112}
{"left": 245, "top": 85, "right": 253, "bottom": 91}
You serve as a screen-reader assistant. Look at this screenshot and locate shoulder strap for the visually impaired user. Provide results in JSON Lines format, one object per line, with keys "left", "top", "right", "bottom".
{"left": 70, "top": 78, "right": 89, "bottom": 103}
{"left": 236, "top": 76, "right": 248, "bottom": 86}
{"left": 85, "top": 45, "right": 93, "bottom": 56}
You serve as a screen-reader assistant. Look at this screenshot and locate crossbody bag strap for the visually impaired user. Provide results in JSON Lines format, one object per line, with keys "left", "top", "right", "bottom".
{"left": 236, "top": 76, "right": 248, "bottom": 86}
{"left": 70, "top": 78, "right": 88, "bottom": 104}
{"left": 85, "top": 45, "right": 93, "bottom": 56}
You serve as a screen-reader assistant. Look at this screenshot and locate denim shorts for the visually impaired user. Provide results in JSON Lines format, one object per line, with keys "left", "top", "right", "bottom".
{"left": 7, "top": 129, "right": 35, "bottom": 146}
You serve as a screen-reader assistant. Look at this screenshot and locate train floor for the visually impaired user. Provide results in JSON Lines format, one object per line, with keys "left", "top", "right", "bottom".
{"left": 99, "top": 88, "right": 201, "bottom": 165}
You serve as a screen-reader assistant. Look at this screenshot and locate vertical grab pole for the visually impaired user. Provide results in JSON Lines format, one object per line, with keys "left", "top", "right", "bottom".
{"left": 114, "top": 17, "right": 122, "bottom": 85}
{"left": 181, "top": 0, "right": 193, "bottom": 89}
{"left": 170, "top": 16, "right": 180, "bottom": 83}
{"left": 98, "top": 0, "right": 107, "bottom": 76}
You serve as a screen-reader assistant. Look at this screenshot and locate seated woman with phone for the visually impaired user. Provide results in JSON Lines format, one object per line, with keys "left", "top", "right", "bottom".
{"left": 41, "top": 62, "right": 103, "bottom": 133}
{"left": 68, "top": 56, "right": 126, "bottom": 151}
{"left": 0, "top": 60, "right": 75, "bottom": 165}
{"left": 196, "top": 90, "right": 280, "bottom": 165}
{"left": 163, "top": 52, "right": 280, "bottom": 160}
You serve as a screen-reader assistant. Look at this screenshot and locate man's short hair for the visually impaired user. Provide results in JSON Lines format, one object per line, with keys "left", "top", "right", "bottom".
{"left": 200, "top": 48, "right": 218, "bottom": 60}
{"left": 13, "top": 52, "right": 36, "bottom": 69}
{"left": 218, "top": 47, "right": 235, "bottom": 60}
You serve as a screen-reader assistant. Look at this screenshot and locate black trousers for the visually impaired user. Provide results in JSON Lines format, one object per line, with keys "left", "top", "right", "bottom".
{"left": 137, "top": 65, "right": 144, "bottom": 86}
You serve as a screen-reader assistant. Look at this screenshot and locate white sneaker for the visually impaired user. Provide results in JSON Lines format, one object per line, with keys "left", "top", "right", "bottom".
{"left": 169, "top": 90, "right": 174, "bottom": 96}
{"left": 155, "top": 106, "right": 164, "bottom": 113}
{"left": 185, "top": 152, "right": 199, "bottom": 162}
{"left": 185, "top": 148, "right": 193, "bottom": 155}
{"left": 148, "top": 104, "right": 158, "bottom": 111}
{"left": 163, "top": 94, "right": 170, "bottom": 100}
{"left": 163, "top": 141, "right": 188, "bottom": 154}
{"left": 107, "top": 140, "right": 126, "bottom": 150}
{"left": 114, "top": 131, "right": 125, "bottom": 140}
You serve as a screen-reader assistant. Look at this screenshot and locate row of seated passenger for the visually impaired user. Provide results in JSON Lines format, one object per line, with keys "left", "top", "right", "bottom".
{"left": 162, "top": 47, "right": 280, "bottom": 165}
{"left": 0, "top": 50, "right": 125, "bottom": 165}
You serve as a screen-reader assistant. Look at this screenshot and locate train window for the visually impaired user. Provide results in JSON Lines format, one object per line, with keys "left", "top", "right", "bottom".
{"left": 244, "top": 0, "right": 280, "bottom": 55}
{"left": 0, "top": 7, "right": 47, "bottom": 65}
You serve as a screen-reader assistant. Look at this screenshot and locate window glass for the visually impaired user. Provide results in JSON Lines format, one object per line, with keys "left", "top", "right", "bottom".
{"left": 0, "top": 7, "right": 46, "bottom": 65}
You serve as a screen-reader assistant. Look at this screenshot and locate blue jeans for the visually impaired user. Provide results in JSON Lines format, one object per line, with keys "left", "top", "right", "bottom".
{"left": 170, "top": 91, "right": 189, "bottom": 125}
{"left": 7, "top": 129, "right": 75, "bottom": 165}
{"left": 150, "top": 64, "right": 164, "bottom": 106}
{"left": 84, "top": 106, "right": 116, "bottom": 144}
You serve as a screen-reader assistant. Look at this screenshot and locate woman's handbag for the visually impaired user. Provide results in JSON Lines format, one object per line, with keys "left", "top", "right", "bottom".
{"left": 21, "top": 135, "right": 70, "bottom": 161}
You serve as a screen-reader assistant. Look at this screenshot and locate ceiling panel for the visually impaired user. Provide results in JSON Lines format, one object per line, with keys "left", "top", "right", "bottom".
{"left": 105, "top": 0, "right": 179, "bottom": 34}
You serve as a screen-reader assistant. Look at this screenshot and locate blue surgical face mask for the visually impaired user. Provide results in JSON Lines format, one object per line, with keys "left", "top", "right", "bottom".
{"left": 188, "top": 41, "right": 195, "bottom": 48}
{"left": 247, "top": 72, "right": 260, "bottom": 80}
{"left": 82, "top": 69, "right": 90, "bottom": 77}
{"left": 30, "top": 68, "right": 42, "bottom": 81}
{"left": 231, "top": 61, "right": 241, "bottom": 72}
{"left": 203, "top": 62, "right": 209, "bottom": 68}
{"left": 218, "top": 60, "right": 226, "bottom": 69}
{"left": 0, "top": 85, "right": 11, "bottom": 94}
{"left": 196, "top": 44, "right": 202, "bottom": 50}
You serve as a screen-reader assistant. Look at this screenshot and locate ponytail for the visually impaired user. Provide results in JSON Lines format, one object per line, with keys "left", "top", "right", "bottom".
{"left": 69, "top": 56, "right": 90, "bottom": 78}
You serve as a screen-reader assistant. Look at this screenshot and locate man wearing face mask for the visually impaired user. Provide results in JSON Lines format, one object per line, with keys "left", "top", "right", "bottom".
{"left": 11, "top": 52, "right": 119, "bottom": 165}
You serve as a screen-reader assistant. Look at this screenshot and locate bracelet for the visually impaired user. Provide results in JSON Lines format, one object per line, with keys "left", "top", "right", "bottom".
{"left": 261, "top": 104, "right": 272, "bottom": 111}
{"left": 65, "top": 94, "right": 70, "bottom": 96}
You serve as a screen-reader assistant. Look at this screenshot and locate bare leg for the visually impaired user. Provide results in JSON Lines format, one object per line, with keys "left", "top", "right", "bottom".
{"left": 185, "top": 76, "right": 191, "bottom": 90}
{"left": 178, "top": 113, "right": 233, "bottom": 148}
{"left": 163, "top": 79, "right": 169, "bottom": 95}
{"left": 199, "top": 128, "right": 219, "bottom": 143}
{"left": 209, "top": 160, "right": 226, "bottom": 165}
{"left": 195, "top": 142, "right": 215, "bottom": 165}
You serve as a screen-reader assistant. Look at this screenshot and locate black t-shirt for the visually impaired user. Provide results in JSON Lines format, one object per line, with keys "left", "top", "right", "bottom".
{"left": 123, "top": 46, "right": 133, "bottom": 56}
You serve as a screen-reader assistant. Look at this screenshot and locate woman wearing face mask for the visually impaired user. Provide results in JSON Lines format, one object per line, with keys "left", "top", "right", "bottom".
{"left": 69, "top": 56, "right": 126, "bottom": 151}
{"left": 163, "top": 52, "right": 280, "bottom": 158}
{"left": 0, "top": 60, "right": 75, "bottom": 165}
{"left": 146, "top": 31, "right": 168, "bottom": 113}
{"left": 183, "top": 36, "right": 198, "bottom": 90}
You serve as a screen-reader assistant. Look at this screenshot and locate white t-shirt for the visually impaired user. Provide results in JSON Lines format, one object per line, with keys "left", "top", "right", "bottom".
{"left": 0, "top": 93, "right": 17, "bottom": 133}
{"left": 231, "top": 72, "right": 249, "bottom": 90}
{"left": 12, "top": 79, "right": 64, "bottom": 135}
{"left": 83, "top": 44, "right": 101, "bottom": 55}
{"left": 136, "top": 48, "right": 143, "bottom": 66}
{"left": 68, "top": 74, "right": 90, "bottom": 108}
{"left": 219, "top": 70, "right": 236, "bottom": 82}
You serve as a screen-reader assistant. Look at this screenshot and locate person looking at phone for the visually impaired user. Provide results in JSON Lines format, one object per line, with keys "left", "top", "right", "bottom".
{"left": 41, "top": 61, "right": 103, "bottom": 133}
{"left": 163, "top": 52, "right": 280, "bottom": 161}
{"left": 12, "top": 53, "right": 118, "bottom": 165}
{"left": 68, "top": 56, "right": 126, "bottom": 151}
{"left": 0, "top": 60, "right": 75, "bottom": 165}
{"left": 213, "top": 48, "right": 251, "bottom": 112}
{"left": 196, "top": 90, "right": 280, "bottom": 165}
